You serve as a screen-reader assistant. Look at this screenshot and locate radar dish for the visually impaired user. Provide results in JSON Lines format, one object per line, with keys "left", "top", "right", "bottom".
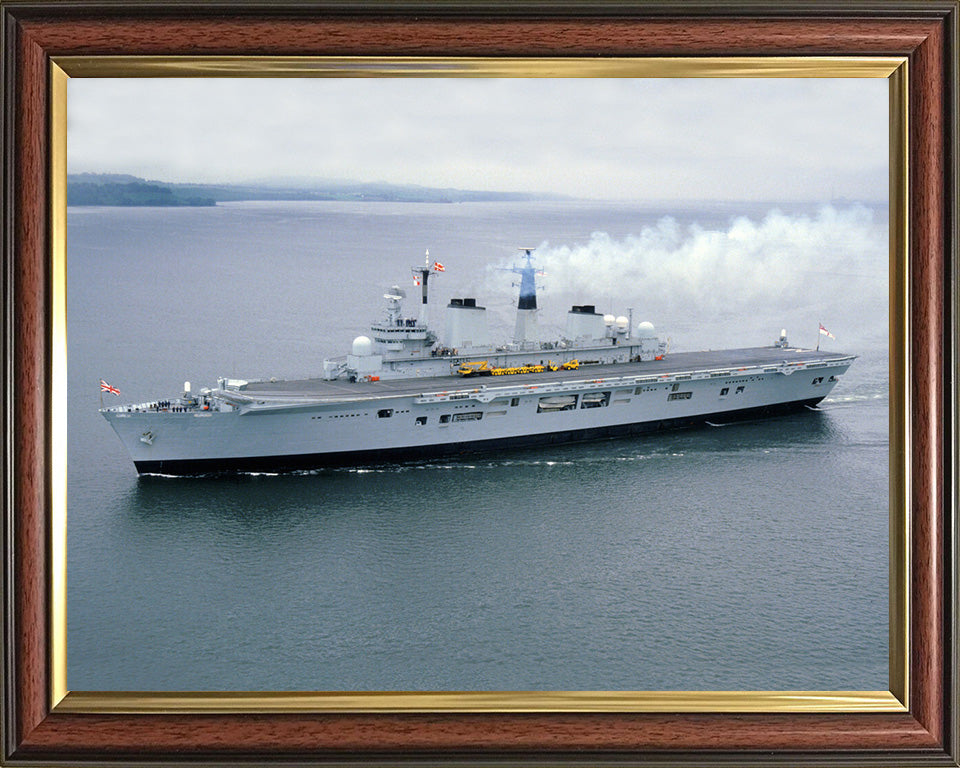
{"left": 383, "top": 285, "right": 407, "bottom": 300}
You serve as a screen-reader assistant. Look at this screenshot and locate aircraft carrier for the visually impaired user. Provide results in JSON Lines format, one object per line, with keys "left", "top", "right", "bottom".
{"left": 101, "top": 250, "right": 855, "bottom": 475}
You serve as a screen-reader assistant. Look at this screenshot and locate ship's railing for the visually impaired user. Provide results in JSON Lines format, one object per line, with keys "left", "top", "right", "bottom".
{"left": 100, "top": 402, "right": 161, "bottom": 413}
{"left": 370, "top": 323, "right": 428, "bottom": 334}
{"left": 102, "top": 401, "right": 173, "bottom": 413}
{"left": 372, "top": 317, "right": 425, "bottom": 329}
{"left": 101, "top": 396, "right": 223, "bottom": 414}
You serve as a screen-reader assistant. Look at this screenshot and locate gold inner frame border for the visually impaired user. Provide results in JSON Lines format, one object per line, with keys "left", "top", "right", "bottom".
{"left": 48, "top": 55, "right": 909, "bottom": 715}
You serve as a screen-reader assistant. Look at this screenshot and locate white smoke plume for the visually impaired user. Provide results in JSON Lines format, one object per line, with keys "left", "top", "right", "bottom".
{"left": 498, "top": 205, "right": 888, "bottom": 351}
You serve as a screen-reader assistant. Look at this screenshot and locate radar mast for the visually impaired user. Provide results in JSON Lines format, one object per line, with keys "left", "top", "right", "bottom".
{"left": 509, "top": 247, "right": 544, "bottom": 347}
{"left": 411, "top": 249, "right": 443, "bottom": 327}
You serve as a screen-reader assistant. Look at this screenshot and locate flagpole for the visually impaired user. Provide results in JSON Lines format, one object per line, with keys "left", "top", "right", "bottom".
{"left": 99, "top": 379, "right": 103, "bottom": 409}
{"left": 816, "top": 321, "right": 820, "bottom": 352}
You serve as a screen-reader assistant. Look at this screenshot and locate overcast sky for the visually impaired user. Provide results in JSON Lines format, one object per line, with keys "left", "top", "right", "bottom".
{"left": 67, "top": 78, "right": 888, "bottom": 202}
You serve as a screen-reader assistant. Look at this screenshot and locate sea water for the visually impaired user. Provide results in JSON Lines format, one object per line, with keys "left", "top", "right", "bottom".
{"left": 66, "top": 200, "right": 889, "bottom": 691}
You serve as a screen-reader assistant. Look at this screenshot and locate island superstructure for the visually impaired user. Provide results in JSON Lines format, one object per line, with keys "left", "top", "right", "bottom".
{"left": 101, "top": 249, "right": 856, "bottom": 475}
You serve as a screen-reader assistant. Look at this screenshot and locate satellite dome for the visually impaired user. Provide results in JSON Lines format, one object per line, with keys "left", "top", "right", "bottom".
{"left": 615, "top": 315, "right": 629, "bottom": 330}
{"left": 603, "top": 314, "right": 616, "bottom": 326}
{"left": 351, "top": 335, "right": 373, "bottom": 356}
{"left": 636, "top": 321, "right": 656, "bottom": 337}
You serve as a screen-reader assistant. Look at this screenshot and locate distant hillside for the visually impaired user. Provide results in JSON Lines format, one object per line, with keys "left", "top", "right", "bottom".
{"left": 67, "top": 174, "right": 560, "bottom": 206}
{"left": 68, "top": 176, "right": 216, "bottom": 207}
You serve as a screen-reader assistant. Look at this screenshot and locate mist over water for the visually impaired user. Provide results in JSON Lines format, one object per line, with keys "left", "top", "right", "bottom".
{"left": 67, "top": 200, "right": 889, "bottom": 692}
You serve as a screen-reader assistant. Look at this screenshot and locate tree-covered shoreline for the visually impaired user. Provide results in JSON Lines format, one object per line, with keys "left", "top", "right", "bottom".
{"left": 67, "top": 173, "right": 560, "bottom": 207}
{"left": 68, "top": 179, "right": 216, "bottom": 207}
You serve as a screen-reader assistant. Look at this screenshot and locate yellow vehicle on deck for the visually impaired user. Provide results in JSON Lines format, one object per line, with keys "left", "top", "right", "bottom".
{"left": 458, "top": 359, "right": 580, "bottom": 377}
{"left": 491, "top": 364, "right": 545, "bottom": 376}
{"left": 456, "top": 361, "right": 491, "bottom": 377}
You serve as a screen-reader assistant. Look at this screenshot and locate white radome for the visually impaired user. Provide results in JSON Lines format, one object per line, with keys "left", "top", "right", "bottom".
{"left": 637, "top": 321, "right": 656, "bottom": 337}
{"left": 351, "top": 335, "right": 373, "bottom": 356}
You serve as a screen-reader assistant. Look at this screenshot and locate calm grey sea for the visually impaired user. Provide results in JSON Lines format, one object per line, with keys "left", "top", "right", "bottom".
{"left": 67, "top": 200, "right": 889, "bottom": 691}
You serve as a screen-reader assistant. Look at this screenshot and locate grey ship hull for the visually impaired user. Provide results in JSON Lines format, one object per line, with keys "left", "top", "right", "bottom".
{"left": 129, "top": 396, "right": 824, "bottom": 475}
{"left": 102, "top": 346, "right": 854, "bottom": 476}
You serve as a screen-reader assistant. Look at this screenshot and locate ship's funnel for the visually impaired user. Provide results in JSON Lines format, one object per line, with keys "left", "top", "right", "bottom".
{"left": 444, "top": 298, "right": 490, "bottom": 350}
{"left": 566, "top": 305, "right": 605, "bottom": 342}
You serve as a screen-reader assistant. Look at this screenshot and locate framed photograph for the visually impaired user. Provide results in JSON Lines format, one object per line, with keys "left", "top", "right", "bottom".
{"left": 2, "top": 2, "right": 956, "bottom": 765}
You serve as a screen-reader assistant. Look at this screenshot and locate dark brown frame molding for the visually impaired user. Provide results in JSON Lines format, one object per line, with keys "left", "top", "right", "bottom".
{"left": 2, "top": 2, "right": 957, "bottom": 765}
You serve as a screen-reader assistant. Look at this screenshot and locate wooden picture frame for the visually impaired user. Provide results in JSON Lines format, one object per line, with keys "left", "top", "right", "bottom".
{"left": 2, "top": 2, "right": 957, "bottom": 764}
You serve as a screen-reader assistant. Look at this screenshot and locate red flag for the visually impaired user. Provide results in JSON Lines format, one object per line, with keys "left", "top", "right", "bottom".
{"left": 818, "top": 323, "right": 835, "bottom": 340}
{"left": 432, "top": 261, "right": 445, "bottom": 272}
